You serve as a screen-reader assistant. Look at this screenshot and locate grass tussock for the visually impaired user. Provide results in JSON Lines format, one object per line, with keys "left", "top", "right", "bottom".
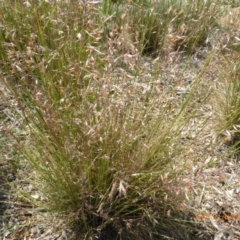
{"left": 216, "top": 63, "right": 240, "bottom": 148}
{"left": 129, "top": 0, "right": 221, "bottom": 55}
{"left": 0, "top": 0, "right": 233, "bottom": 239}
{"left": 214, "top": 5, "right": 240, "bottom": 152}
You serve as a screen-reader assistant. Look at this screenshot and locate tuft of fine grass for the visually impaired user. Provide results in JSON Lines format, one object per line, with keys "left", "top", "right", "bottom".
{"left": 0, "top": 0, "right": 223, "bottom": 239}
{"left": 95, "top": 0, "right": 223, "bottom": 57}
{"left": 216, "top": 63, "right": 240, "bottom": 148}
{"left": 123, "top": 0, "right": 222, "bottom": 56}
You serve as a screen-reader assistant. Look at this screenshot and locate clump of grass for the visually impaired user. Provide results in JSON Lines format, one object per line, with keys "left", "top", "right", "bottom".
{"left": 216, "top": 63, "right": 240, "bottom": 147}
{"left": 0, "top": 0, "right": 216, "bottom": 239}
{"left": 214, "top": 5, "right": 240, "bottom": 150}
{"left": 113, "top": 0, "right": 223, "bottom": 56}
{"left": 94, "top": 0, "right": 223, "bottom": 58}
{"left": 217, "top": 6, "right": 240, "bottom": 55}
